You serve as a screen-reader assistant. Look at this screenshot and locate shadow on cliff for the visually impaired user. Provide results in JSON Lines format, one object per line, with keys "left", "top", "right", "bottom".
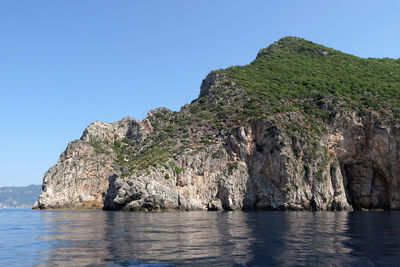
{"left": 242, "top": 169, "right": 286, "bottom": 211}
{"left": 102, "top": 174, "right": 123, "bottom": 211}
{"left": 340, "top": 162, "right": 391, "bottom": 210}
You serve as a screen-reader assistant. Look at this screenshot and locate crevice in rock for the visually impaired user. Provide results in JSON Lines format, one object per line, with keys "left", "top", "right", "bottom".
{"left": 310, "top": 196, "right": 317, "bottom": 211}
{"left": 340, "top": 163, "right": 352, "bottom": 207}
{"left": 103, "top": 174, "right": 124, "bottom": 211}
{"left": 370, "top": 168, "right": 391, "bottom": 210}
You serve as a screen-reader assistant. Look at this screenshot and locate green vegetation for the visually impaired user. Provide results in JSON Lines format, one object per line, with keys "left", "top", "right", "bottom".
{"left": 95, "top": 37, "right": 400, "bottom": 172}
{"left": 316, "top": 169, "right": 324, "bottom": 181}
{"left": 222, "top": 37, "right": 400, "bottom": 124}
{"left": 174, "top": 167, "right": 185, "bottom": 174}
{"left": 88, "top": 140, "right": 110, "bottom": 155}
{"left": 227, "top": 162, "right": 239, "bottom": 170}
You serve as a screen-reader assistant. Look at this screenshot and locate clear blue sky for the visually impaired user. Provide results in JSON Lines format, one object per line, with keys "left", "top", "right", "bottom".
{"left": 1, "top": 1, "right": 400, "bottom": 187}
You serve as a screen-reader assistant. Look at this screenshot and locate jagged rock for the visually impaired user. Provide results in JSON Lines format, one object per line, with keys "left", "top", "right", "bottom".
{"left": 81, "top": 116, "right": 148, "bottom": 143}
{"left": 199, "top": 72, "right": 217, "bottom": 98}
{"left": 34, "top": 116, "right": 149, "bottom": 209}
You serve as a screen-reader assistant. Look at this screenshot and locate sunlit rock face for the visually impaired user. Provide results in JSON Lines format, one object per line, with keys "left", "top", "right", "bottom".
{"left": 35, "top": 37, "right": 400, "bottom": 211}
{"left": 34, "top": 117, "right": 149, "bottom": 209}
{"left": 34, "top": 109, "right": 400, "bottom": 211}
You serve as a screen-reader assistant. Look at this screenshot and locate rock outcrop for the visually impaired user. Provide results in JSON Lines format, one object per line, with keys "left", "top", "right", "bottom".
{"left": 34, "top": 37, "right": 400, "bottom": 211}
{"left": 34, "top": 116, "right": 149, "bottom": 209}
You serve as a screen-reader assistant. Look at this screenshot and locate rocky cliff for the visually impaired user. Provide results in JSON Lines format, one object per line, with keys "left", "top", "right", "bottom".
{"left": 34, "top": 37, "right": 400, "bottom": 211}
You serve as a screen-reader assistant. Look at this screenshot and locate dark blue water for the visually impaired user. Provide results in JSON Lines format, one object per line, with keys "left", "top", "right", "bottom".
{"left": 1, "top": 209, "right": 400, "bottom": 266}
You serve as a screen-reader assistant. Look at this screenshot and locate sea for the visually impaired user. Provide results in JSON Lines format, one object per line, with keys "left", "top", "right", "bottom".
{"left": 1, "top": 209, "right": 400, "bottom": 266}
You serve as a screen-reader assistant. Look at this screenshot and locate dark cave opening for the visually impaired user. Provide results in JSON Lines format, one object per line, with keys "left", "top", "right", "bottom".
{"left": 343, "top": 163, "right": 391, "bottom": 210}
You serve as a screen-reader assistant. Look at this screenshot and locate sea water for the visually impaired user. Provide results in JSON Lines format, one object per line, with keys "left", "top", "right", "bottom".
{"left": 1, "top": 209, "right": 400, "bottom": 266}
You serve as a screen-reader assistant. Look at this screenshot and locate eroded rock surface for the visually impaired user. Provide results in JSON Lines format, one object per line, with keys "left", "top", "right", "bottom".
{"left": 34, "top": 116, "right": 149, "bottom": 209}
{"left": 35, "top": 107, "right": 400, "bottom": 211}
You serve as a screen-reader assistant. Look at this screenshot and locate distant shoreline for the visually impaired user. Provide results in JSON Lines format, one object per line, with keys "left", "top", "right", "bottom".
{"left": 0, "top": 185, "right": 41, "bottom": 209}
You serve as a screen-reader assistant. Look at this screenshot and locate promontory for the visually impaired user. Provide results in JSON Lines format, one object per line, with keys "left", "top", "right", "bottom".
{"left": 34, "top": 37, "right": 400, "bottom": 211}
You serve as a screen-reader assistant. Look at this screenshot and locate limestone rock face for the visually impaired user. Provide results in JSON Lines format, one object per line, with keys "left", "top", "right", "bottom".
{"left": 99, "top": 110, "right": 399, "bottom": 211}
{"left": 81, "top": 116, "right": 148, "bottom": 143}
{"left": 33, "top": 140, "right": 111, "bottom": 209}
{"left": 331, "top": 113, "right": 400, "bottom": 210}
{"left": 34, "top": 117, "right": 149, "bottom": 209}
{"left": 35, "top": 37, "right": 400, "bottom": 211}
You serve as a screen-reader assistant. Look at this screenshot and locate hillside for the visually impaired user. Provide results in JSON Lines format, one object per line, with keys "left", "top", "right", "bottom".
{"left": 0, "top": 185, "right": 42, "bottom": 208}
{"left": 34, "top": 37, "right": 400, "bottom": 211}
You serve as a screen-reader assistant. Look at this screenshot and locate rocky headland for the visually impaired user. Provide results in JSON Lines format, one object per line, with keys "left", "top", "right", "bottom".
{"left": 34, "top": 37, "right": 400, "bottom": 211}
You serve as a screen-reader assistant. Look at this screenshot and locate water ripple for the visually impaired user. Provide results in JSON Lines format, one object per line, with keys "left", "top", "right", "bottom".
{"left": 1, "top": 209, "right": 400, "bottom": 266}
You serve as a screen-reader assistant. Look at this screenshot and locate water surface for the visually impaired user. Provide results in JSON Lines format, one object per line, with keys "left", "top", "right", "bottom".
{"left": 1, "top": 209, "right": 400, "bottom": 266}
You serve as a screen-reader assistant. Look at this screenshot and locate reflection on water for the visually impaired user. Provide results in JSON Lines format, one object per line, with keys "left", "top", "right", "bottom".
{"left": 1, "top": 209, "right": 400, "bottom": 266}
{"left": 245, "top": 212, "right": 353, "bottom": 266}
{"left": 346, "top": 212, "right": 400, "bottom": 266}
{"left": 37, "top": 211, "right": 253, "bottom": 266}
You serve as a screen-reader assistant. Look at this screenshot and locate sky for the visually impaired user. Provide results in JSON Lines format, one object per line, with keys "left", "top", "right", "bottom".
{"left": 1, "top": 1, "right": 400, "bottom": 187}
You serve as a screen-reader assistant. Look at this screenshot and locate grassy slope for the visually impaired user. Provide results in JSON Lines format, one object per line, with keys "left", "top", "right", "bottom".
{"left": 220, "top": 36, "right": 400, "bottom": 123}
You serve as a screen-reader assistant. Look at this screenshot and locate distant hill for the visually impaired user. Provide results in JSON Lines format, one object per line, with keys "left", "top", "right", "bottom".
{"left": 0, "top": 185, "right": 41, "bottom": 208}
